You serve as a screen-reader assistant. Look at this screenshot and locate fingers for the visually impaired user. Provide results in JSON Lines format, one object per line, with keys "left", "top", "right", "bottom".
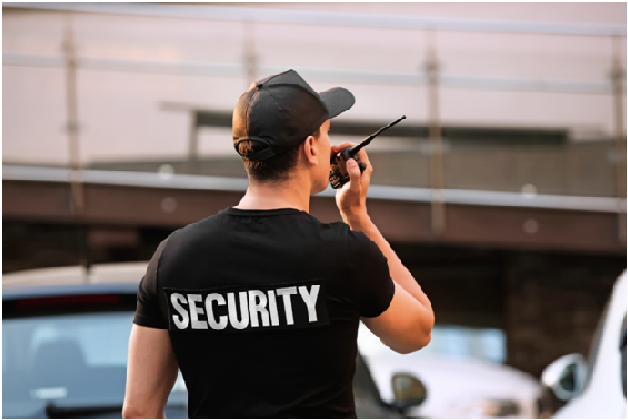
{"left": 346, "top": 159, "right": 362, "bottom": 195}
{"left": 355, "top": 148, "right": 373, "bottom": 186}
{"left": 330, "top": 142, "right": 355, "bottom": 156}
{"left": 355, "top": 147, "right": 372, "bottom": 171}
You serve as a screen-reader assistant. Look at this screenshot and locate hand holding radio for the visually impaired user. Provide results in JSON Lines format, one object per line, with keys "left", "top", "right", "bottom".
{"left": 331, "top": 115, "right": 406, "bottom": 222}
{"left": 335, "top": 147, "right": 372, "bottom": 220}
{"left": 329, "top": 115, "right": 406, "bottom": 189}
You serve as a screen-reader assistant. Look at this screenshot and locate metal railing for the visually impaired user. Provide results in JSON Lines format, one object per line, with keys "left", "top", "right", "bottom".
{"left": 3, "top": 164, "right": 625, "bottom": 213}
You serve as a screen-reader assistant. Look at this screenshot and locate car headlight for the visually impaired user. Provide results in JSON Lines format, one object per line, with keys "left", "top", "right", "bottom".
{"left": 459, "top": 398, "right": 521, "bottom": 418}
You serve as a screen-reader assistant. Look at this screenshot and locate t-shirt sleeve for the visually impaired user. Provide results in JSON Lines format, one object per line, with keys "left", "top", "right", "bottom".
{"left": 133, "top": 238, "right": 169, "bottom": 329}
{"left": 348, "top": 230, "right": 395, "bottom": 318}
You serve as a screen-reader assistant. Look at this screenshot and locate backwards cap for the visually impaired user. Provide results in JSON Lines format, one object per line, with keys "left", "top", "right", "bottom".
{"left": 232, "top": 69, "right": 355, "bottom": 161}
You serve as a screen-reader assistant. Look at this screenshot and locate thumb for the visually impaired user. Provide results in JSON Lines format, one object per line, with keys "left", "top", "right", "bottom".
{"left": 346, "top": 159, "right": 361, "bottom": 193}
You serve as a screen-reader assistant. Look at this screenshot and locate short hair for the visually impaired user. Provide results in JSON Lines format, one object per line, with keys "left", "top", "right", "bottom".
{"left": 238, "top": 128, "right": 320, "bottom": 182}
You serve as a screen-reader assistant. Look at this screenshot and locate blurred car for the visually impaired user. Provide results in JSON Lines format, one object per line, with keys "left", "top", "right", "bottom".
{"left": 358, "top": 323, "right": 546, "bottom": 418}
{"left": 541, "top": 271, "right": 626, "bottom": 419}
{"left": 2, "top": 263, "right": 426, "bottom": 419}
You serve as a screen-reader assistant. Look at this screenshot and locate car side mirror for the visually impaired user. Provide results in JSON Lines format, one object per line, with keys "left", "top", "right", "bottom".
{"left": 390, "top": 372, "right": 427, "bottom": 412}
{"left": 541, "top": 353, "right": 587, "bottom": 402}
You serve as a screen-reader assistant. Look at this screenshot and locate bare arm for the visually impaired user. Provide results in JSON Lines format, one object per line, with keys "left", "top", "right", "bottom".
{"left": 123, "top": 325, "right": 179, "bottom": 419}
{"left": 345, "top": 212, "right": 434, "bottom": 353}
{"left": 334, "top": 144, "right": 435, "bottom": 353}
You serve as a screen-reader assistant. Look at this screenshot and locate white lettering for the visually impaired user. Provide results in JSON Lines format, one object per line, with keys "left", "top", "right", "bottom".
{"left": 298, "top": 285, "right": 320, "bottom": 323}
{"left": 276, "top": 286, "right": 297, "bottom": 326}
{"left": 267, "top": 290, "right": 280, "bottom": 326}
{"left": 188, "top": 294, "right": 208, "bottom": 329}
{"left": 228, "top": 292, "right": 249, "bottom": 329}
{"left": 248, "top": 290, "right": 270, "bottom": 327}
{"left": 170, "top": 284, "right": 325, "bottom": 331}
{"left": 205, "top": 293, "right": 228, "bottom": 330}
{"left": 170, "top": 293, "right": 189, "bottom": 329}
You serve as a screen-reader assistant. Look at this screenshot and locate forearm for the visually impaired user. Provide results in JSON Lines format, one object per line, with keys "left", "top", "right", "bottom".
{"left": 343, "top": 211, "right": 433, "bottom": 317}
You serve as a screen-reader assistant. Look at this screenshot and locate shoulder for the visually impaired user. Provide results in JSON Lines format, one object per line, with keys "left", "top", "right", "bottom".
{"left": 156, "top": 213, "right": 227, "bottom": 263}
{"left": 345, "top": 229, "right": 386, "bottom": 262}
{"left": 168, "top": 212, "right": 227, "bottom": 240}
{"left": 307, "top": 217, "right": 355, "bottom": 243}
{"left": 320, "top": 220, "right": 350, "bottom": 235}
{"left": 306, "top": 216, "right": 375, "bottom": 246}
{"left": 298, "top": 210, "right": 344, "bottom": 234}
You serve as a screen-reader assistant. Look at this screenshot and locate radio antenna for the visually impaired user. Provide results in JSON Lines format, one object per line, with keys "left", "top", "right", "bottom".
{"left": 350, "top": 115, "right": 406, "bottom": 156}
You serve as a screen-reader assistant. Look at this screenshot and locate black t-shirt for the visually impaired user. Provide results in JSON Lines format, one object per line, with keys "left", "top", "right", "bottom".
{"left": 134, "top": 207, "right": 395, "bottom": 419}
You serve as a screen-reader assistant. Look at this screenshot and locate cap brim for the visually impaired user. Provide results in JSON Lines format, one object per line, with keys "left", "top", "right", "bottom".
{"left": 319, "top": 87, "right": 355, "bottom": 119}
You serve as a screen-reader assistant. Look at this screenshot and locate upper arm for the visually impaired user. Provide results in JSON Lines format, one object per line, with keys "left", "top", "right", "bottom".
{"left": 124, "top": 239, "right": 177, "bottom": 418}
{"left": 123, "top": 325, "right": 179, "bottom": 419}
{"left": 134, "top": 239, "right": 169, "bottom": 329}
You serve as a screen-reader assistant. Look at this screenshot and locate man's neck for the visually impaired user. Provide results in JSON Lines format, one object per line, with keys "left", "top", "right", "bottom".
{"left": 236, "top": 176, "right": 311, "bottom": 213}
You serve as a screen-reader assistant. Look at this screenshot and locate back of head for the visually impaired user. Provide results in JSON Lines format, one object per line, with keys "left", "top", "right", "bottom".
{"left": 237, "top": 129, "right": 319, "bottom": 182}
{"left": 232, "top": 69, "right": 355, "bottom": 182}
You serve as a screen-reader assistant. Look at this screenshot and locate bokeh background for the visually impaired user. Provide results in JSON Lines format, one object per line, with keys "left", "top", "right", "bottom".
{"left": 3, "top": 2, "right": 626, "bottom": 418}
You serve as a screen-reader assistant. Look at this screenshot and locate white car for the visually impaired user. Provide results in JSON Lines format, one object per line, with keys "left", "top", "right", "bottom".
{"left": 358, "top": 323, "right": 545, "bottom": 418}
{"left": 542, "top": 271, "right": 627, "bottom": 419}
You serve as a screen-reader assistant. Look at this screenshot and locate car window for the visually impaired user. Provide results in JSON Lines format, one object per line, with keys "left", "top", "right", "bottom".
{"left": 2, "top": 311, "right": 187, "bottom": 418}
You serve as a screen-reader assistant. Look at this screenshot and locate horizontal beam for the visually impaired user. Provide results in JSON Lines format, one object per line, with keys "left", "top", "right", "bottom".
{"left": 3, "top": 178, "right": 625, "bottom": 253}
{"left": 3, "top": 165, "right": 625, "bottom": 213}
{"left": 4, "top": 3, "right": 626, "bottom": 37}
{"left": 3, "top": 53, "right": 614, "bottom": 94}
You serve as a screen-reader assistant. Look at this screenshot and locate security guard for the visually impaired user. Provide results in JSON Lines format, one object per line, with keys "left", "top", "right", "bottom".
{"left": 123, "top": 69, "right": 434, "bottom": 419}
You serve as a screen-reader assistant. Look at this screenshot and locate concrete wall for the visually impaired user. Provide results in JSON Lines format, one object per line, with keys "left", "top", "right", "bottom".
{"left": 3, "top": 3, "right": 625, "bottom": 167}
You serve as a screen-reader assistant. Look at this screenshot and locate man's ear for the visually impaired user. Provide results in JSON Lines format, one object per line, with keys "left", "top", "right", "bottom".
{"left": 302, "top": 135, "right": 318, "bottom": 165}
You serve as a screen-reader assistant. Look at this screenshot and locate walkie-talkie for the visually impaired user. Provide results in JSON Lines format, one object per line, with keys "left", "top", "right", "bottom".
{"left": 329, "top": 115, "right": 406, "bottom": 189}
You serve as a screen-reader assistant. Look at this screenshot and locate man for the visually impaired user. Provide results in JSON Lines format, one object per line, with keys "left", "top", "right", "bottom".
{"left": 123, "top": 69, "right": 434, "bottom": 419}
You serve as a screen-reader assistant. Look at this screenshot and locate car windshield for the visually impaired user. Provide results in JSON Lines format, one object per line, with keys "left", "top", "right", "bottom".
{"left": 2, "top": 311, "right": 187, "bottom": 418}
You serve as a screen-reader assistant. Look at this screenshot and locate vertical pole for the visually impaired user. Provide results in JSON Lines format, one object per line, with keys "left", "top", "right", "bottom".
{"left": 426, "top": 29, "right": 446, "bottom": 235}
{"left": 188, "top": 112, "right": 199, "bottom": 174}
{"left": 64, "top": 14, "right": 90, "bottom": 279}
{"left": 612, "top": 36, "right": 626, "bottom": 244}
{"left": 65, "top": 18, "right": 82, "bottom": 213}
{"left": 243, "top": 21, "right": 258, "bottom": 86}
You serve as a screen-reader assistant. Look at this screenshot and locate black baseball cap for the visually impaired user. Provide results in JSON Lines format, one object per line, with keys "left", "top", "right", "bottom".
{"left": 232, "top": 69, "right": 355, "bottom": 161}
